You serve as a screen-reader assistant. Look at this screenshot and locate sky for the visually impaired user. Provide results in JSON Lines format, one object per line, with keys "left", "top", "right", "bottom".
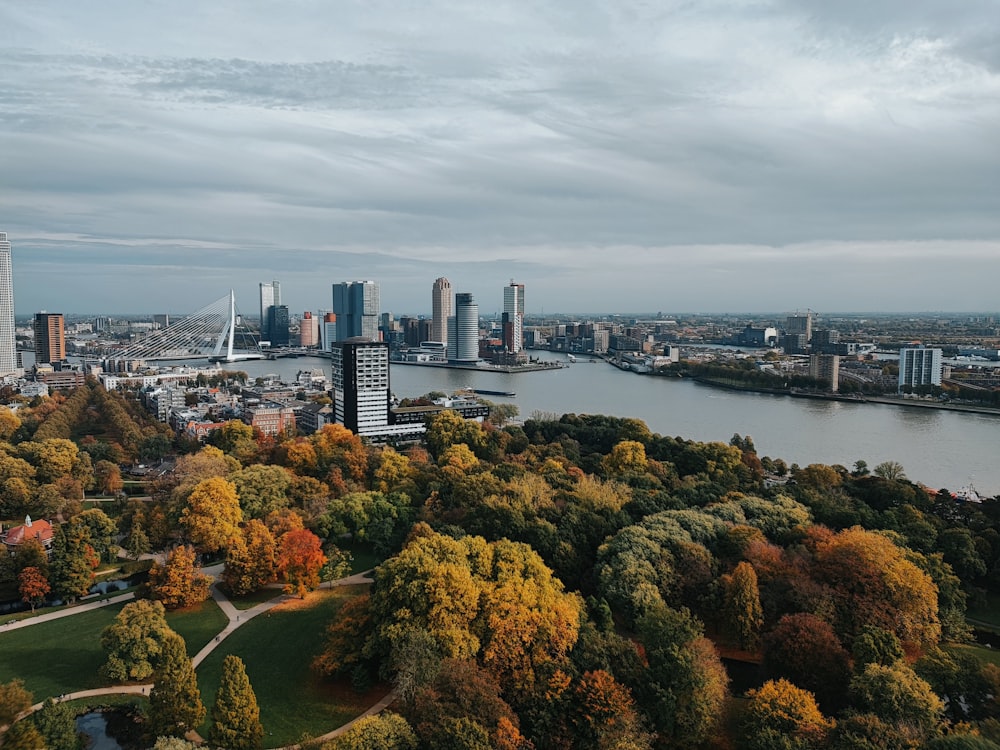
{"left": 2, "top": 1, "right": 998, "bottom": 317}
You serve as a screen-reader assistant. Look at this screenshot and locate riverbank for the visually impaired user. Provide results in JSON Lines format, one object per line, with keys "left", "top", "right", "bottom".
{"left": 688, "top": 376, "right": 1000, "bottom": 418}
{"left": 390, "top": 360, "right": 565, "bottom": 374}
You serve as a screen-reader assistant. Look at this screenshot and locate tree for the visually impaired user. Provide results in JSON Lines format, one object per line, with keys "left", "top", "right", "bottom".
{"left": 223, "top": 520, "right": 277, "bottom": 596}
{"left": 17, "top": 567, "right": 49, "bottom": 612}
{"left": 124, "top": 522, "right": 151, "bottom": 559}
{"left": 0, "top": 406, "right": 21, "bottom": 440}
{"left": 210, "top": 420, "right": 259, "bottom": 464}
{"left": 637, "top": 602, "right": 729, "bottom": 746}
{"left": 571, "top": 669, "right": 653, "bottom": 750}
{"left": 30, "top": 698, "right": 79, "bottom": 750}
{"left": 851, "top": 627, "right": 904, "bottom": 672}
{"left": 70, "top": 508, "right": 119, "bottom": 563}
{"left": 210, "top": 655, "right": 264, "bottom": 750}
{"left": 849, "top": 662, "right": 943, "bottom": 739}
{"left": 0, "top": 679, "right": 33, "bottom": 725}
{"left": 740, "top": 679, "right": 833, "bottom": 750}
{"left": 148, "top": 632, "right": 205, "bottom": 737}
{"left": 231, "top": 464, "right": 292, "bottom": 520}
{"left": 94, "top": 459, "right": 124, "bottom": 496}
{"left": 100, "top": 599, "right": 175, "bottom": 682}
{"left": 277, "top": 528, "right": 326, "bottom": 598}
{"left": 872, "top": 461, "right": 907, "bottom": 481}
{"left": 49, "top": 521, "right": 98, "bottom": 602}
{"left": 12, "top": 539, "right": 48, "bottom": 578}
{"left": 180, "top": 476, "right": 243, "bottom": 552}
{"left": 763, "top": 613, "right": 852, "bottom": 711}
{"left": 722, "top": 561, "right": 763, "bottom": 651}
{"left": 147, "top": 545, "right": 211, "bottom": 610}
{"left": 601, "top": 440, "right": 649, "bottom": 476}
{"left": 324, "top": 712, "right": 418, "bottom": 750}
{"left": 3, "top": 719, "right": 46, "bottom": 748}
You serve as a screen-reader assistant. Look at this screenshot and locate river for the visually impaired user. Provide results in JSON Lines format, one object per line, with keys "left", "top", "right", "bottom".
{"left": 227, "top": 351, "right": 1000, "bottom": 497}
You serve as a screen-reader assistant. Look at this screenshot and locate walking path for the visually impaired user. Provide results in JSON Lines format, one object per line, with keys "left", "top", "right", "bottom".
{"left": 6, "top": 567, "right": 384, "bottom": 747}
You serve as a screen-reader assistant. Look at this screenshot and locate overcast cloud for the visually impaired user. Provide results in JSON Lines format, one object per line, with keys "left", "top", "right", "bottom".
{"left": 1, "top": 0, "right": 998, "bottom": 316}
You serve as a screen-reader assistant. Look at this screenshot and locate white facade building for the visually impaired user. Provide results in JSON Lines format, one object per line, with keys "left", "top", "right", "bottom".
{"left": 898, "top": 347, "right": 942, "bottom": 391}
{"left": 0, "top": 233, "right": 17, "bottom": 375}
{"left": 503, "top": 280, "right": 525, "bottom": 353}
{"left": 447, "top": 293, "right": 479, "bottom": 363}
{"left": 259, "top": 280, "right": 280, "bottom": 343}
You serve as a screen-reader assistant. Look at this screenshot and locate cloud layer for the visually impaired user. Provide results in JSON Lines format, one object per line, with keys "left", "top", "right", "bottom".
{"left": 2, "top": 0, "right": 998, "bottom": 315}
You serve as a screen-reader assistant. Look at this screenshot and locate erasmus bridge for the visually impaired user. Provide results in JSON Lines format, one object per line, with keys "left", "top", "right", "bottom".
{"left": 114, "top": 291, "right": 265, "bottom": 363}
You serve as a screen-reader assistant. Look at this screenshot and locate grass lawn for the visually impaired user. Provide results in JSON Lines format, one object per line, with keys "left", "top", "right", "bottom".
{"left": 166, "top": 598, "right": 229, "bottom": 657}
{"left": 944, "top": 642, "right": 1000, "bottom": 668}
{"left": 0, "top": 603, "right": 128, "bottom": 698}
{"left": 966, "top": 591, "right": 1000, "bottom": 632}
{"left": 229, "top": 587, "right": 284, "bottom": 611}
{"left": 345, "top": 542, "right": 380, "bottom": 575}
{"left": 195, "top": 585, "right": 382, "bottom": 748}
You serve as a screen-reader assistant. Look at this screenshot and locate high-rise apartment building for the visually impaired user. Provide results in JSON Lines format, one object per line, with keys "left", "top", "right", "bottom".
{"left": 259, "top": 280, "right": 280, "bottom": 343}
{"left": 809, "top": 354, "right": 840, "bottom": 393}
{"left": 333, "top": 281, "right": 380, "bottom": 342}
{"left": 0, "top": 233, "right": 16, "bottom": 374}
{"left": 447, "top": 293, "right": 479, "bottom": 363}
{"left": 503, "top": 280, "right": 525, "bottom": 353}
{"left": 898, "top": 347, "right": 942, "bottom": 392}
{"left": 34, "top": 312, "right": 66, "bottom": 365}
{"left": 785, "top": 312, "right": 813, "bottom": 345}
{"left": 431, "top": 277, "right": 452, "bottom": 345}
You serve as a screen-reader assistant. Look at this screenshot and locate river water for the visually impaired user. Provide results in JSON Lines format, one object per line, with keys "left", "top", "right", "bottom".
{"left": 229, "top": 352, "right": 1000, "bottom": 497}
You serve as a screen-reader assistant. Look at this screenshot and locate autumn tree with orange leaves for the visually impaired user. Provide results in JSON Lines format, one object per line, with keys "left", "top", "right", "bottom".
{"left": 18, "top": 566, "right": 49, "bottom": 612}
{"left": 278, "top": 528, "right": 326, "bottom": 598}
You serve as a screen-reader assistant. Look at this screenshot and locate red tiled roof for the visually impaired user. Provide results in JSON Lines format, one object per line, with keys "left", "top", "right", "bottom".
{"left": 4, "top": 519, "right": 54, "bottom": 546}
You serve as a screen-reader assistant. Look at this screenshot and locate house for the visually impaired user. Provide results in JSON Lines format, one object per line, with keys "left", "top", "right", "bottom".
{"left": 3, "top": 516, "right": 55, "bottom": 556}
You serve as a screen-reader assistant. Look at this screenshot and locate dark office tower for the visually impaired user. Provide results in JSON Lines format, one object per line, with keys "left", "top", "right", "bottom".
{"left": 34, "top": 312, "right": 66, "bottom": 365}
{"left": 331, "top": 338, "right": 391, "bottom": 436}
{"left": 259, "top": 280, "right": 280, "bottom": 342}
{"left": 332, "top": 281, "right": 380, "bottom": 342}
{"left": 268, "top": 305, "right": 290, "bottom": 346}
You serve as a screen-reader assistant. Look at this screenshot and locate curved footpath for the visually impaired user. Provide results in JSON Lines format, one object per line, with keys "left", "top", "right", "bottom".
{"left": 7, "top": 567, "right": 386, "bottom": 747}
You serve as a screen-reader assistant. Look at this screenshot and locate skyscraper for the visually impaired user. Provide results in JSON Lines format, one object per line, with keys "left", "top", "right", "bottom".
{"left": 447, "top": 293, "right": 479, "bottom": 363}
{"left": 431, "top": 277, "right": 452, "bottom": 345}
{"left": 503, "top": 280, "right": 525, "bottom": 353}
{"left": 259, "top": 280, "right": 280, "bottom": 343}
{"left": 0, "top": 233, "right": 16, "bottom": 374}
{"left": 34, "top": 312, "right": 66, "bottom": 366}
{"left": 300, "top": 311, "right": 319, "bottom": 347}
{"left": 268, "top": 305, "right": 290, "bottom": 346}
{"left": 332, "top": 281, "right": 380, "bottom": 342}
{"left": 331, "top": 338, "right": 392, "bottom": 436}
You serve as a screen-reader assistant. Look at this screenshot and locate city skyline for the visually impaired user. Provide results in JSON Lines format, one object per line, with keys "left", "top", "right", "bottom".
{"left": 3, "top": 3, "right": 999, "bottom": 314}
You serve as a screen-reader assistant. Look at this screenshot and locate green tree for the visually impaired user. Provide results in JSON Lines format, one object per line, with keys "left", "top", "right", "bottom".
{"left": 124, "top": 522, "right": 151, "bottom": 559}
{"left": 722, "top": 561, "right": 763, "bottom": 651}
{"left": 148, "top": 632, "right": 205, "bottom": 737}
{"left": 231, "top": 464, "right": 292, "bottom": 520}
{"left": 851, "top": 627, "right": 904, "bottom": 672}
{"left": 849, "top": 662, "right": 943, "bottom": 739}
{"left": 323, "top": 712, "right": 418, "bottom": 750}
{"left": 49, "top": 521, "right": 98, "bottom": 602}
{"left": 3, "top": 720, "right": 46, "bottom": 749}
{"left": 30, "top": 698, "right": 79, "bottom": 750}
{"left": 210, "top": 655, "right": 264, "bottom": 750}
{"left": 100, "top": 599, "right": 175, "bottom": 682}
{"left": 70, "top": 508, "right": 119, "bottom": 563}
{"left": 637, "top": 602, "right": 729, "bottom": 746}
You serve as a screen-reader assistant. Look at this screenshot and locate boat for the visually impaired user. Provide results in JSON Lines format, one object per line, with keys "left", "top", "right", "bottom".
{"left": 472, "top": 388, "right": 516, "bottom": 398}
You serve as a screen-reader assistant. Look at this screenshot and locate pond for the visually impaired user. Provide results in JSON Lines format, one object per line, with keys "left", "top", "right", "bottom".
{"left": 76, "top": 712, "right": 123, "bottom": 750}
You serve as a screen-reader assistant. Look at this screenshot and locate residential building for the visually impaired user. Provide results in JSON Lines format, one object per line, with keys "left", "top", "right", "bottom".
{"left": 0, "top": 233, "right": 16, "bottom": 374}
{"left": 243, "top": 402, "right": 296, "bottom": 436}
{"left": 33, "top": 312, "right": 66, "bottom": 365}
{"left": 320, "top": 312, "right": 337, "bottom": 352}
{"left": 259, "top": 280, "right": 280, "bottom": 343}
{"left": 898, "top": 347, "right": 943, "bottom": 392}
{"left": 3, "top": 516, "right": 55, "bottom": 557}
{"left": 785, "top": 312, "right": 813, "bottom": 343}
{"left": 809, "top": 354, "right": 841, "bottom": 392}
{"left": 333, "top": 281, "right": 380, "bottom": 342}
{"left": 447, "top": 293, "right": 479, "bottom": 363}
{"left": 431, "top": 277, "right": 452, "bottom": 345}
{"left": 332, "top": 338, "right": 422, "bottom": 440}
{"left": 297, "top": 402, "right": 334, "bottom": 434}
{"left": 503, "top": 280, "right": 525, "bottom": 353}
